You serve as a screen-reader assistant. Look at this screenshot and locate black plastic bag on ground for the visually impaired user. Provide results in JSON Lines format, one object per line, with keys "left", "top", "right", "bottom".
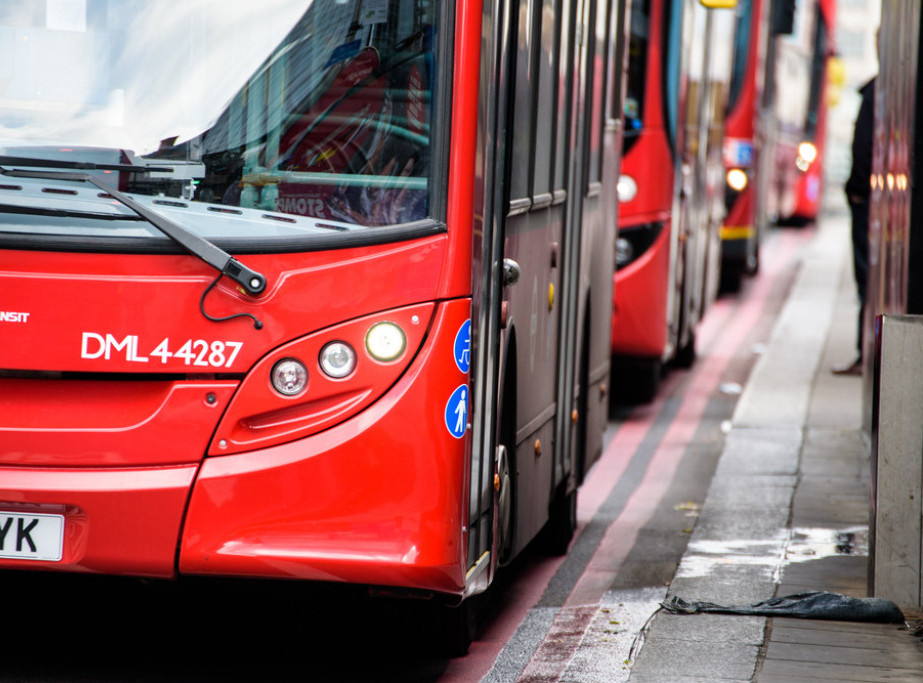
{"left": 661, "top": 591, "right": 905, "bottom": 624}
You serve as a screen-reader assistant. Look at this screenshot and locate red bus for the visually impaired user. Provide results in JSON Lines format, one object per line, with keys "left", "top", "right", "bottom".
{"left": 721, "top": 0, "right": 837, "bottom": 290}
{"left": 611, "top": 0, "right": 736, "bottom": 401}
{"left": 0, "top": 0, "right": 627, "bottom": 651}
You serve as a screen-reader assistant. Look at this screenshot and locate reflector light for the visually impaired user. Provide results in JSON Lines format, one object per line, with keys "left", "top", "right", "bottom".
{"left": 319, "top": 342, "right": 357, "bottom": 378}
{"left": 270, "top": 358, "right": 308, "bottom": 396}
{"left": 727, "top": 168, "right": 748, "bottom": 192}
{"left": 616, "top": 174, "right": 638, "bottom": 203}
{"left": 366, "top": 322, "right": 406, "bottom": 362}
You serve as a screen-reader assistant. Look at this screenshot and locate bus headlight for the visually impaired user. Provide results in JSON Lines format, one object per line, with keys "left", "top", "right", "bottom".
{"left": 726, "top": 168, "right": 748, "bottom": 192}
{"left": 798, "top": 141, "right": 817, "bottom": 164}
{"left": 615, "top": 237, "right": 634, "bottom": 268}
{"left": 617, "top": 174, "right": 638, "bottom": 203}
{"left": 366, "top": 322, "right": 406, "bottom": 362}
{"left": 271, "top": 358, "right": 308, "bottom": 396}
{"left": 319, "top": 342, "right": 357, "bottom": 378}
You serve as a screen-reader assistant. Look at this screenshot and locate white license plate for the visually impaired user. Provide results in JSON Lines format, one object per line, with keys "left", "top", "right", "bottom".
{"left": 0, "top": 512, "right": 64, "bottom": 561}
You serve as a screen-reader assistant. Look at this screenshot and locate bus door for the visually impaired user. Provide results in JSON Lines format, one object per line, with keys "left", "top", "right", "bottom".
{"left": 673, "top": 0, "right": 733, "bottom": 359}
{"left": 467, "top": 0, "right": 600, "bottom": 577}
{"left": 557, "top": 0, "right": 624, "bottom": 491}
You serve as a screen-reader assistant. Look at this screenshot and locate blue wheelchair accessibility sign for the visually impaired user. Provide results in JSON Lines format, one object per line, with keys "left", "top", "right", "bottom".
{"left": 445, "top": 384, "right": 468, "bottom": 439}
{"left": 454, "top": 319, "right": 471, "bottom": 373}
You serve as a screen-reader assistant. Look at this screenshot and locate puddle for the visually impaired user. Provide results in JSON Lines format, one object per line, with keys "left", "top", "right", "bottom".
{"left": 675, "top": 527, "right": 868, "bottom": 581}
{"left": 784, "top": 526, "right": 869, "bottom": 563}
{"left": 719, "top": 382, "right": 743, "bottom": 395}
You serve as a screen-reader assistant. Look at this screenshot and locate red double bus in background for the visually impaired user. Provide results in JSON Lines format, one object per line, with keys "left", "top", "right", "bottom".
{"left": 721, "top": 0, "right": 837, "bottom": 290}
{"left": 610, "top": 0, "right": 736, "bottom": 402}
{"left": 0, "top": 0, "right": 628, "bottom": 652}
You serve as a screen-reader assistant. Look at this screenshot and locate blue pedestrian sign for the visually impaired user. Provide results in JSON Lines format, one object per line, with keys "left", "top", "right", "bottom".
{"left": 445, "top": 384, "right": 468, "bottom": 439}
{"left": 454, "top": 319, "right": 471, "bottom": 373}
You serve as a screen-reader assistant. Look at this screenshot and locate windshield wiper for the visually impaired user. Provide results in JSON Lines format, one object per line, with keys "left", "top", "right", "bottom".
{"left": 0, "top": 155, "right": 174, "bottom": 174}
{"left": 0, "top": 163, "right": 267, "bottom": 298}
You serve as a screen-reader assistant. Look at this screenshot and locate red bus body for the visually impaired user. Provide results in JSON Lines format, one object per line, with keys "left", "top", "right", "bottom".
{"left": 611, "top": 0, "right": 734, "bottom": 400}
{"left": 0, "top": 0, "right": 628, "bottom": 621}
{"left": 721, "top": 0, "right": 836, "bottom": 288}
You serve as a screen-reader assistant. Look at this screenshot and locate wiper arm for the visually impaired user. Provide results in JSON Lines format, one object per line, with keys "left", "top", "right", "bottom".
{"left": 0, "top": 154, "right": 174, "bottom": 174}
{"left": 0, "top": 165, "right": 267, "bottom": 297}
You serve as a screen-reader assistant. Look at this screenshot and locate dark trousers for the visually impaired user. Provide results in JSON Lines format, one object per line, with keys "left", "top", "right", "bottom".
{"left": 849, "top": 198, "right": 870, "bottom": 356}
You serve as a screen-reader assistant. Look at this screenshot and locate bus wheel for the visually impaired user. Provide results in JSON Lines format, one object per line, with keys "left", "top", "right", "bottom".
{"left": 540, "top": 488, "right": 577, "bottom": 556}
{"left": 431, "top": 596, "right": 479, "bottom": 657}
{"left": 720, "top": 264, "right": 743, "bottom": 294}
{"left": 674, "top": 330, "right": 696, "bottom": 369}
{"left": 634, "top": 358, "right": 662, "bottom": 403}
{"left": 496, "top": 444, "right": 513, "bottom": 564}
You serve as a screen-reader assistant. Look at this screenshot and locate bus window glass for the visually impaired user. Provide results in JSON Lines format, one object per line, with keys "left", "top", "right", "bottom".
{"left": 0, "top": 0, "right": 441, "bottom": 234}
{"left": 554, "top": 0, "right": 574, "bottom": 192}
{"left": 663, "top": 0, "right": 683, "bottom": 151}
{"left": 728, "top": 0, "right": 753, "bottom": 113}
{"left": 586, "top": 2, "right": 605, "bottom": 185}
{"left": 533, "top": 0, "right": 556, "bottom": 198}
{"left": 804, "top": 5, "right": 827, "bottom": 137}
{"left": 510, "top": 0, "right": 535, "bottom": 204}
{"left": 623, "top": 0, "right": 650, "bottom": 154}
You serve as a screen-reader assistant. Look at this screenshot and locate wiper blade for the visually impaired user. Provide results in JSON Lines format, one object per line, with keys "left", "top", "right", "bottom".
{"left": 0, "top": 155, "right": 174, "bottom": 174}
{"left": 0, "top": 166, "right": 267, "bottom": 298}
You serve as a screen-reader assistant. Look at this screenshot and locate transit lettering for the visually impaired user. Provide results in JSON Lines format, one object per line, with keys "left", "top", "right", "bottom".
{"left": 0, "top": 311, "right": 30, "bottom": 323}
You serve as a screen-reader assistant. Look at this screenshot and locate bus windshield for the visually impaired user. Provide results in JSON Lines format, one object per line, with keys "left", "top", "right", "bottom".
{"left": 727, "top": 0, "right": 753, "bottom": 115}
{"left": 623, "top": 0, "right": 650, "bottom": 154}
{"left": 0, "top": 0, "right": 441, "bottom": 240}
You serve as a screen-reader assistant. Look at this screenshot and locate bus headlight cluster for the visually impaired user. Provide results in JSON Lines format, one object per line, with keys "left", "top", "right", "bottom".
{"left": 726, "top": 168, "right": 748, "bottom": 192}
{"left": 270, "top": 322, "right": 407, "bottom": 395}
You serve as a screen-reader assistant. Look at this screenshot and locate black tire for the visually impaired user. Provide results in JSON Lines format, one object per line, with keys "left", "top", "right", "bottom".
{"left": 674, "top": 330, "right": 696, "bottom": 369}
{"left": 539, "top": 488, "right": 577, "bottom": 556}
{"left": 633, "top": 358, "right": 662, "bottom": 403}
{"left": 496, "top": 443, "right": 514, "bottom": 565}
{"left": 431, "top": 596, "right": 479, "bottom": 657}
{"left": 719, "top": 264, "right": 743, "bottom": 294}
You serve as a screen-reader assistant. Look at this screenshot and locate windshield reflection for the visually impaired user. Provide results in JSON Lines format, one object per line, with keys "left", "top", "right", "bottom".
{"left": 0, "top": 0, "right": 438, "bottom": 229}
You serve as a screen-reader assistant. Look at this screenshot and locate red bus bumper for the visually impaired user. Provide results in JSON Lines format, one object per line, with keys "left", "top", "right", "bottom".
{"left": 0, "top": 300, "right": 471, "bottom": 595}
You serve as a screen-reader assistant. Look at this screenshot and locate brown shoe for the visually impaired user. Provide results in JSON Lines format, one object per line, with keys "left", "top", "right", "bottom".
{"left": 831, "top": 358, "right": 863, "bottom": 376}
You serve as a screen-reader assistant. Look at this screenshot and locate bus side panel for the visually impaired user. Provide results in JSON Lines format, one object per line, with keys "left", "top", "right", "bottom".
{"left": 179, "top": 299, "right": 471, "bottom": 595}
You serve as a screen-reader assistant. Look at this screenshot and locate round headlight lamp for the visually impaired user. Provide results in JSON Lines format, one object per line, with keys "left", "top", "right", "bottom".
{"left": 319, "top": 342, "right": 357, "bottom": 378}
{"left": 366, "top": 322, "right": 407, "bottom": 362}
{"left": 616, "top": 174, "right": 638, "bottom": 203}
{"left": 798, "top": 141, "right": 818, "bottom": 164}
{"left": 727, "top": 168, "right": 748, "bottom": 192}
{"left": 271, "top": 358, "right": 308, "bottom": 396}
{"left": 615, "top": 237, "right": 634, "bottom": 269}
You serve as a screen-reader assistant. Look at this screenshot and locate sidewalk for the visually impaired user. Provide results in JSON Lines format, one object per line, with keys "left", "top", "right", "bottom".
{"left": 627, "top": 208, "right": 923, "bottom": 681}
